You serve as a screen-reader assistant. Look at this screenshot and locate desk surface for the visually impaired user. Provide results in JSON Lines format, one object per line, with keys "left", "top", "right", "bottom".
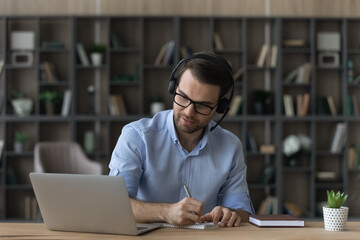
{"left": 0, "top": 221, "right": 359, "bottom": 239}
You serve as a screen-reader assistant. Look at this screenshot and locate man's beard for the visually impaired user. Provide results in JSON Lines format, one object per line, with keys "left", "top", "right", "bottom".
{"left": 174, "top": 113, "right": 207, "bottom": 134}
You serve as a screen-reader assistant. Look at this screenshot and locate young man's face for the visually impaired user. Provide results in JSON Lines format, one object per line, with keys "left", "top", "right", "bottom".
{"left": 173, "top": 69, "right": 221, "bottom": 134}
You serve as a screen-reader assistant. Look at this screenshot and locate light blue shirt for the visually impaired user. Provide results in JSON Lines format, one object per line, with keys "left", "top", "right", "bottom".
{"left": 109, "top": 110, "right": 254, "bottom": 214}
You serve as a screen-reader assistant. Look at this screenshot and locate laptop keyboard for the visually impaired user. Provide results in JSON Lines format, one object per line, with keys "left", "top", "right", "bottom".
{"left": 137, "top": 226, "right": 148, "bottom": 231}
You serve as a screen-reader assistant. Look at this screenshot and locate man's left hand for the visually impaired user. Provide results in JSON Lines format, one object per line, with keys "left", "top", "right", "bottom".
{"left": 200, "top": 206, "right": 241, "bottom": 227}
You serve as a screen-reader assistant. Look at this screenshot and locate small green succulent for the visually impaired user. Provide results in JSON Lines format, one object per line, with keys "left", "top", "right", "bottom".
{"left": 327, "top": 190, "right": 348, "bottom": 208}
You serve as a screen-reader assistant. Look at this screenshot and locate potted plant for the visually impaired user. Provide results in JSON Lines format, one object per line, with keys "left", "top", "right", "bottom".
{"left": 11, "top": 91, "right": 33, "bottom": 116}
{"left": 90, "top": 44, "right": 106, "bottom": 66}
{"left": 39, "top": 90, "right": 61, "bottom": 115}
{"left": 150, "top": 96, "right": 165, "bottom": 115}
{"left": 14, "top": 131, "right": 28, "bottom": 153}
{"left": 323, "top": 190, "right": 348, "bottom": 231}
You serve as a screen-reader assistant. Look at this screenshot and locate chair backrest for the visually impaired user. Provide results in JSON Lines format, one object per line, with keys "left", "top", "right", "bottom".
{"left": 34, "top": 141, "right": 102, "bottom": 175}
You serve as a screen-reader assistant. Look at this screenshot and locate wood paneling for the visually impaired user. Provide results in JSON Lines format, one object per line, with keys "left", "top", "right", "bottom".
{"left": 2, "top": 0, "right": 360, "bottom": 18}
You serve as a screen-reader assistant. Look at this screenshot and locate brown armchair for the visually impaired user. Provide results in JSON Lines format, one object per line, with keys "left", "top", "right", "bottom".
{"left": 34, "top": 141, "right": 102, "bottom": 174}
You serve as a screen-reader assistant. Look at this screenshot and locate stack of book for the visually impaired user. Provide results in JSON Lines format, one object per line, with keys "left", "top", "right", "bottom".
{"left": 154, "top": 40, "right": 176, "bottom": 66}
{"left": 255, "top": 44, "right": 278, "bottom": 68}
{"left": 283, "top": 62, "right": 311, "bottom": 84}
{"left": 283, "top": 93, "right": 310, "bottom": 117}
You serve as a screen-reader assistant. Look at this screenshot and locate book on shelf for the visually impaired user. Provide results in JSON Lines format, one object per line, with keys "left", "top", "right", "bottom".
{"left": 61, "top": 90, "right": 72, "bottom": 117}
{"left": 296, "top": 94, "right": 303, "bottom": 116}
{"left": 41, "top": 41, "right": 64, "bottom": 49}
{"left": 316, "top": 171, "right": 337, "bottom": 181}
{"left": 154, "top": 41, "right": 169, "bottom": 66}
{"left": 233, "top": 67, "right": 244, "bottom": 81}
{"left": 346, "top": 94, "right": 354, "bottom": 116}
{"left": 249, "top": 214, "right": 304, "bottom": 227}
{"left": 283, "top": 67, "right": 299, "bottom": 84}
{"left": 0, "top": 139, "right": 4, "bottom": 164}
{"left": 213, "top": 32, "right": 224, "bottom": 50}
{"left": 283, "top": 94, "right": 294, "bottom": 117}
{"left": 259, "top": 144, "right": 276, "bottom": 154}
{"left": 76, "top": 43, "right": 90, "bottom": 67}
{"left": 246, "top": 132, "right": 258, "bottom": 153}
{"left": 353, "top": 95, "right": 360, "bottom": 116}
{"left": 316, "top": 96, "right": 332, "bottom": 115}
{"left": 283, "top": 62, "right": 311, "bottom": 84}
{"left": 296, "top": 63, "right": 311, "bottom": 84}
{"left": 270, "top": 45, "right": 278, "bottom": 68}
{"left": 41, "top": 62, "right": 58, "bottom": 83}
{"left": 348, "top": 144, "right": 360, "bottom": 170}
{"left": 161, "top": 40, "right": 176, "bottom": 66}
{"left": 0, "top": 59, "right": 4, "bottom": 76}
{"left": 180, "top": 45, "right": 193, "bottom": 59}
{"left": 255, "top": 44, "right": 269, "bottom": 68}
{"left": 282, "top": 39, "right": 306, "bottom": 48}
{"left": 228, "top": 95, "right": 242, "bottom": 116}
{"left": 330, "top": 122, "right": 347, "bottom": 153}
{"left": 111, "top": 31, "right": 123, "bottom": 48}
{"left": 258, "top": 164, "right": 274, "bottom": 184}
{"left": 6, "top": 165, "right": 18, "bottom": 185}
{"left": 25, "top": 196, "right": 38, "bottom": 220}
{"left": 299, "top": 93, "right": 310, "bottom": 116}
{"left": 326, "top": 96, "right": 337, "bottom": 116}
{"left": 109, "top": 95, "right": 127, "bottom": 116}
{"left": 284, "top": 202, "right": 303, "bottom": 218}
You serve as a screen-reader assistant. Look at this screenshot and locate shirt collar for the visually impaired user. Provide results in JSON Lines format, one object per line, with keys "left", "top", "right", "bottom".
{"left": 166, "top": 109, "right": 211, "bottom": 149}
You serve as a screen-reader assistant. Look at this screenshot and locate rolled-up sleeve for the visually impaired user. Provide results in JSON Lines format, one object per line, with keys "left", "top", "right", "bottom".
{"left": 109, "top": 125, "right": 144, "bottom": 198}
{"left": 218, "top": 141, "right": 255, "bottom": 214}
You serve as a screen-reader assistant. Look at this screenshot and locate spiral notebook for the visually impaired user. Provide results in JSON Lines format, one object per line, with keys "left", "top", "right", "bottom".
{"left": 156, "top": 222, "right": 219, "bottom": 230}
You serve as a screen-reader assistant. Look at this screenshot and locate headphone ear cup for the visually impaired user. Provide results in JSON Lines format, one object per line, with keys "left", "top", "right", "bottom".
{"left": 168, "top": 78, "right": 176, "bottom": 94}
{"left": 216, "top": 98, "right": 230, "bottom": 114}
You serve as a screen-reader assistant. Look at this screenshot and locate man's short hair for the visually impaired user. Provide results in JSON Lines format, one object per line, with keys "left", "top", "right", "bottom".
{"left": 176, "top": 52, "right": 234, "bottom": 99}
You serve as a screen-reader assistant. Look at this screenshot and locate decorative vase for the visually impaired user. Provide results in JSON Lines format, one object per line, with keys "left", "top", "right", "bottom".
{"left": 323, "top": 206, "right": 349, "bottom": 231}
{"left": 150, "top": 102, "right": 165, "bottom": 115}
{"left": 90, "top": 53, "right": 103, "bottom": 67}
{"left": 11, "top": 98, "right": 33, "bottom": 116}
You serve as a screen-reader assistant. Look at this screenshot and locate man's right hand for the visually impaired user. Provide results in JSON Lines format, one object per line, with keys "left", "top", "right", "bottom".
{"left": 164, "top": 197, "right": 203, "bottom": 226}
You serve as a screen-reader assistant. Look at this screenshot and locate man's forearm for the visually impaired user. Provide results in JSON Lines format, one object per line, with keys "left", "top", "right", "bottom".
{"left": 130, "top": 197, "right": 170, "bottom": 223}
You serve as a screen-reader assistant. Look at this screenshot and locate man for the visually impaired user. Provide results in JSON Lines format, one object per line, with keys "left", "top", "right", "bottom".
{"left": 109, "top": 52, "right": 254, "bottom": 227}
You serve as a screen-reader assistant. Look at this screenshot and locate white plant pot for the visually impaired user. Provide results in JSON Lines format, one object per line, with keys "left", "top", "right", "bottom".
{"left": 150, "top": 102, "right": 165, "bottom": 115}
{"left": 14, "top": 142, "right": 24, "bottom": 153}
{"left": 11, "top": 98, "right": 33, "bottom": 116}
{"left": 323, "top": 206, "right": 348, "bottom": 231}
{"left": 90, "top": 52, "right": 103, "bottom": 66}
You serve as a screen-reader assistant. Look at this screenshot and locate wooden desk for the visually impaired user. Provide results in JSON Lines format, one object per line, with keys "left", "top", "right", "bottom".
{"left": 0, "top": 221, "right": 359, "bottom": 239}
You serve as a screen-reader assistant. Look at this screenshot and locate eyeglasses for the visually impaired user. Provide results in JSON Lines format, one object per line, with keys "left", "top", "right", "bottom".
{"left": 173, "top": 92, "right": 217, "bottom": 116}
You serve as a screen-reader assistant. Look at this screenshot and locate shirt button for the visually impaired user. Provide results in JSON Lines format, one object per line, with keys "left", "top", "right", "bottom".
{"left": 114, "top": 169, "right": 119, "bottom": 175}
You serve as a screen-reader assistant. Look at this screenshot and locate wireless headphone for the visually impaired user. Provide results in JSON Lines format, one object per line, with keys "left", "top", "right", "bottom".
{"left": 168, "top": 53, "right": 234, "bottom": 131}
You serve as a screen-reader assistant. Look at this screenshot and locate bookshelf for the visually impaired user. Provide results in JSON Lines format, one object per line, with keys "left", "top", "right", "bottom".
{"left": 0, "top": 16, "right": 359, "bottom": 221}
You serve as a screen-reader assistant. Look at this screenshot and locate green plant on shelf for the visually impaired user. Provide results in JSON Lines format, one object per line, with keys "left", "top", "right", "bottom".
{"left": 14, "top": 131, "right": 28, "bottom": 143}
{"left": 90, "top": 44, "right": 106, "bottom": 53}
{"left": 39, "top": 90, "right": 61, "bottom": 103}
{"left": 327, "top": 190, "right": 348, "bottom": 208}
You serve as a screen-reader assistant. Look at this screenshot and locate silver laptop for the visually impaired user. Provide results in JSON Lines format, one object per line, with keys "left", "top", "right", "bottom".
{"left": 29, "top": 173, "right": 160, "bottom": 235}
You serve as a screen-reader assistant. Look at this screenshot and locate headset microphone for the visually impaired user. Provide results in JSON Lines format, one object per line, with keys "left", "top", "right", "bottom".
{"left": 210, "top": 106, "right": 230, "bottom": 132}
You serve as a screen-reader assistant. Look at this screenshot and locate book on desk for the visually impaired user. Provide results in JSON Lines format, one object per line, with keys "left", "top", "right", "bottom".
{"left": 249, "top": 214, "right": 305, "bottom": 227}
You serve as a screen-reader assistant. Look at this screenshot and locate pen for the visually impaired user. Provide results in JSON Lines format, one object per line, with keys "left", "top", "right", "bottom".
{"left": 183, "top": 182, "right": 192, "bottom": 198}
